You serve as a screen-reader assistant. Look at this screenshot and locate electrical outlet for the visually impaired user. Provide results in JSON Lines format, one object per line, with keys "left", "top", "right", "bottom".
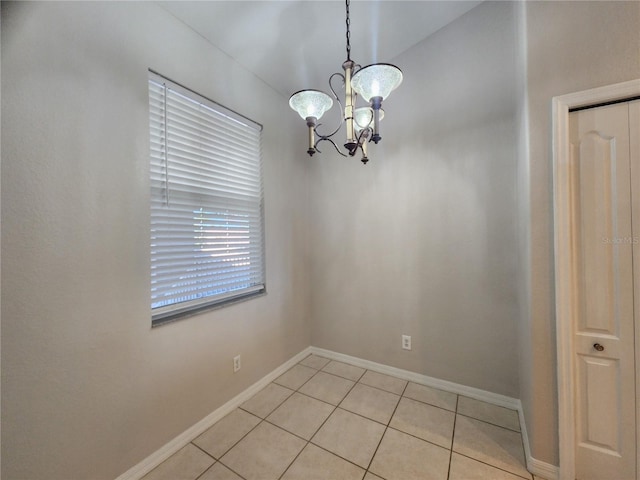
{"left": 402, "top": 335, "right": 412, "bottom": 350}
{"left": 233, "top": 355, "right": 241, "bottom": 373}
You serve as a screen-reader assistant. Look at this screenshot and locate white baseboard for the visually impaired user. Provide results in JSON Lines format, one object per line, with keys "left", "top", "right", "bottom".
{"left": 518, "top": 407, "right": 560, "bottom": 480}
{"left": 117, "top": 345, "right": 560, "bottom": 480}
{"left": 310, "top": 347, "right": 521, "bottom": 410}
{"left": 115, "top": 346, "right": 313, "bottom": 480}
{"left": 527, "top": 457, "right": 560, "bottom": 480}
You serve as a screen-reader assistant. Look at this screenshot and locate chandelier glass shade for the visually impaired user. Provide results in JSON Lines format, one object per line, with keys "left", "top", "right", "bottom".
{"left": 350, "top": 64, "right": 403, "bottom": 102}
{"left": 288, "top": 0, "right": 402, "bottom": 164}
{"left": 353, "top": 107, "right": 384, "bottom": 132}
{"left": 289, "top": 90, "right": 334, "bottom": 121}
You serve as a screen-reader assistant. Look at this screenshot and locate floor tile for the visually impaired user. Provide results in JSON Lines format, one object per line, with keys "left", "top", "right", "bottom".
{"left": 458, "top": 396, "right": 521, "bottom": 431}
{"left": 220, "top": 422, "right": 306, "bottom": 480}
{"left": 403, "top": 382, "right": 458, "bottom": 411}
{"left": 449, "top": 452, "right": 531, "bottom": 480}
{"left": 240, "top": 382, "right": 294, "bottom": 418}
{"left": 141, "top": 444, "right": 214, "bottom": 480}
{"left": 368, "top": 428, "right": 450, "bottom": 480}
{"left": 299, "top": 371, "right": 355, "bottom": 405}
{"left": 281, "top": 443, "right": 365, "bottom": 480}
{"left": 322, "top": 360, "right": 366, "bottom": 381}
{"left": 363, "top": 473, "right": 384, "bottom": 480}
{"left": 274, "top": 364, "right": 318, "bottom": 390}
{"left": 198, "top": 462, "right": 244, "bottom": 480}
{"left": 359, "top": 370, "right": 407, "bottom": 395}
{"left": 311, "top": 408, "right": 386, "bottom": 468}
{"left": 147, "top": 357, "right": 534, "bottom": 480}
{"left": 300, "top": 354, "right": 332, "bottom": 370}
{"left": 453, "top": 415, "right": 529, "bottom": 478}
{"left": 389, "top": 397, "right": 455, "bottom": 448}
{"left": 193, "top": 409, "right": 260, "bottom": 459}
{"left": 339, "top": 383, "right": 400, "bottom": 425}
{"left": 267, "top": 392, "right": 334, "bottom": 440}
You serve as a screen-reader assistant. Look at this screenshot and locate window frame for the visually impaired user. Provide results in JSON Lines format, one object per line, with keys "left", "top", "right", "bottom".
{"left": 148, "top": 71, "right": 266, "bottom": 326}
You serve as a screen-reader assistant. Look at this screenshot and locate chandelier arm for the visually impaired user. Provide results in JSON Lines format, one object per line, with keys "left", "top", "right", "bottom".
{"left": 328, "top": 72, "right": 345, "bottom": 104}
{"left": 316, "top": 136, "right": 349, "bottom": 157}
{"left": 312, "top": 72, "right": 346, "bottom": 139}
{"left": 356, "top": 128, "right": 369, "bottom": 146}
{"left": 313, "top": 120, "right": 342, "bottom": 143}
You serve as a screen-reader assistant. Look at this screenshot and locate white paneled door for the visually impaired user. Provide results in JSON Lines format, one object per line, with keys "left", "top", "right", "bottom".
{"left": 569, "top": 100, "right": 639, "bottom": 480}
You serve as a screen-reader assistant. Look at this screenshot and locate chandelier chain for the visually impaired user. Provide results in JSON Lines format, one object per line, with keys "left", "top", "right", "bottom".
{"left": 345, "top": 0, "right": 351, "bottom": 61}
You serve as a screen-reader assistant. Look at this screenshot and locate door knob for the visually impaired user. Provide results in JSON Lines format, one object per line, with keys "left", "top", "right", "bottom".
{"left": 593, "top": 343, "right": 605, "bottom": 352}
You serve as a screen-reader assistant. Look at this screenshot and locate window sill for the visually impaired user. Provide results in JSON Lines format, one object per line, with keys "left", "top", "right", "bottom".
{"left": 151, "top": 288, "right": 267, "bottom": 328}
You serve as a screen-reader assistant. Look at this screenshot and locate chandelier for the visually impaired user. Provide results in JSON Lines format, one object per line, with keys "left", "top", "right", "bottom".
{"left": 288, "top": 0, "right": 403, "bottom": 164}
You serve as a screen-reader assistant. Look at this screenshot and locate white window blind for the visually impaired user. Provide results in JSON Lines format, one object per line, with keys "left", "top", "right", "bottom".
{"left": 148, "top": 71, "right": 265, "bottom": 324}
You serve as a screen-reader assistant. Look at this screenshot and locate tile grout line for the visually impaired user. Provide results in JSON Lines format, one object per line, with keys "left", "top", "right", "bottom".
{"left": 197, "top": 403, "right": 279, "bottom": 480}
{"left": 446, "top": 394, "right": 460, "bottom": 480}
{"left": 322, "top": 360, "right": 368, "bottom": 383}
{"left": 451, "top": 451, "right": 534, "bottom": 480}
{"left": 451, "top": 394, "right": 532, "bottom": 480}
{"left": 455, "top": 411, "right": 523, "bottom": 433}
{"left": 189, "top": 441, "right": 216, "bottom": 461}
{"left": 289, "top": 364, "right": 401, "bottom": 477}
{"left": 450, "top": 413, "right": 531, "bottom": 476}
{"left": 214, "top": 411, "right": 264, "bottom": 458}
{"left": 383, "top": 424, "right": 453, "bottom": 452}
{"left": 238, "top": 385, "right": 295, "bottom": 419}
{"left": 291, "top": 362, "right": 457, "bottom": 429}
{"left": 334, "top": 368, "right": 403, "bottom": 427}
{"left": 362, "top": 377, "right": 410, "bottom": 476}
{"left": 309, "top": 441, "right": 373, "bottom": 475}
{"left": 394, "top": 391, "right": 457, "bottom": 414}
{"left": 211, "top": 417, "right": 264, "bottom": 480}
{"left": 282, "top": 389, "right": 345, "bottom": 410}
{"left": 196, "top": 456, "right": 248, "bottom": 480}
{"left": 189, "top": 440, "right": 249, "bottom": 480}
{"left": 287, "top": 360, "right": 463, "bottom": 478}
{"left": 275, "top": 363, "right": 329, "bottom": 480}
{"left": 334, "top": 405, "right": 393, "bottom": 428}
{"left": 304, "top": 367, "right": 403, "bottom": 476}
{"left": 276, "top": 358, "right": 365, "bottom": 480}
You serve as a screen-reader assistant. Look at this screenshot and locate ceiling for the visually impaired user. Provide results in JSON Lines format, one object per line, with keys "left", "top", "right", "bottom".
{"left": 159, "top": 1, "right": 482, "bottom": 98}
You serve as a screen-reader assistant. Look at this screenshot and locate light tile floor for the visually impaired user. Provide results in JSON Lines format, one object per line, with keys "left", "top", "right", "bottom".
{"left": 142, "top": 354, "right": 536, "bottom": 480}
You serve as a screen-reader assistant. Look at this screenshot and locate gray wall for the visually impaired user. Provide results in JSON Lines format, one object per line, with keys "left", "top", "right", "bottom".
{"left": 1, "top": 2, "right": 311, "bottom": 479}
{"left": 518, "top": 0, "right": 640, "bottom": 466}
{"left": 308, "top": 1, "right": 521, "bottom": 398}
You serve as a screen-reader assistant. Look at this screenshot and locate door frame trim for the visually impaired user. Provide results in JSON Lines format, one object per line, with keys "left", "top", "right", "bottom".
{"left": 553, "top": 78, "right": 640, "bottom": 480}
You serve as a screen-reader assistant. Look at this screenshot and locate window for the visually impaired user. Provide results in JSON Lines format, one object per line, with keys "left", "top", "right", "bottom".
{"left": 148, "top": 71, "right": 265, "bottom": 325}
